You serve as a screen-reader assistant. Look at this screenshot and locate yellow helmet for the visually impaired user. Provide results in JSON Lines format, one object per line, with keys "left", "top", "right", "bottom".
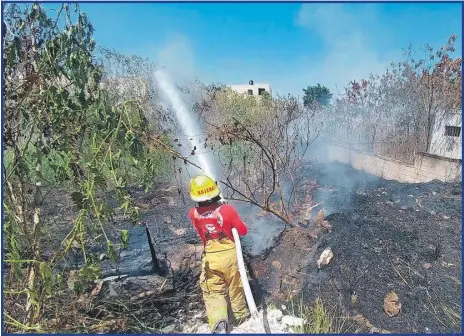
{"left": 189, "top": 175, "right": 221, "bottom": 202}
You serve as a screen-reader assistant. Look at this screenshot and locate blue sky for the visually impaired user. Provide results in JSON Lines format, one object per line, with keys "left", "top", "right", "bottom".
{"left": 46, "top": 2, "right": 462, "bottom": 97}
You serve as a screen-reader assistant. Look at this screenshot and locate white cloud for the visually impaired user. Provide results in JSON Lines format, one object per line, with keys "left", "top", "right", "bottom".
{"left": 294, "top": 4, "right": 399, "bottom": 96}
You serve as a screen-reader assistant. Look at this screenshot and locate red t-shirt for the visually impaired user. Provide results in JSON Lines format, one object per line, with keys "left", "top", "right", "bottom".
{"left": 188, "top": 203, "right": 248, "bottom": 245}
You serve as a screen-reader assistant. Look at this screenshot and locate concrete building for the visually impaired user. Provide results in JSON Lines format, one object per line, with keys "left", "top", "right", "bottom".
{"left": 229, "top": 80, "right": 272, "bottom": 97}
{"left": 428, "top": 109, "right": 462, "bottom": 160}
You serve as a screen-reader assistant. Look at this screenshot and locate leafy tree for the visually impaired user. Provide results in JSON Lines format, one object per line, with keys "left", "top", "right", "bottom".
{"left": 3, "top": 4, "right": 167, "bottom": 329}
{"left": 302, "top": 83, "right": 333, "bottom": 108}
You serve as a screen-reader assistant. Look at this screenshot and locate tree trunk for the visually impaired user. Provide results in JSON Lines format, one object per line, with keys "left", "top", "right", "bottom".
{"left": 261, "top": 153, "right": 266, "bottom": 205}
{"left": 243, "top": 155, "right": 246, "bottom": 197}
{"left": 25, "top": 27, "right": 45, "bottom": 323}
{"left": 425, "top": 78, "right": 435, "bottom": 152}
{"left": 26, "top": 125, "right": 45, "bottom": 323}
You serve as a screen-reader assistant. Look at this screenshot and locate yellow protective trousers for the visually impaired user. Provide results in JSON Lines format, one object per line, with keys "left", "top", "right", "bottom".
{"left": 200, "top": 238, "right": 249, "bottom": 331}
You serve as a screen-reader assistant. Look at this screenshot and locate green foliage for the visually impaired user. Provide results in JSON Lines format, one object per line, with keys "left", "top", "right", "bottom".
{"left": 2, "top": 4, "right": 170, "bottom": 328}
{"left": 38, "top": 262, "right": 56, "bottom": 296}
{"left": 194, "top": 87, "right": 274, "bottom": 168}
{"left": 3, "top": 205, "right": 24, "bottom": 280}
{"left": 303, "top": 84, "right": 333, "bottom": 107}
{"left": 79, "top": 263, "right": 101, "bottom": 281}
{"left": 222, "top": 89, "right": 262, "bottom": 124}
{"left": 120, "top": 229, "right": 129, "bottom": 249}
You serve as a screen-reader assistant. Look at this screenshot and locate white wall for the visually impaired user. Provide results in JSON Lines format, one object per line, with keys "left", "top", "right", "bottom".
{"left": 229, "top": 83, "right": 272, "bottom": 97}
{"left": 325, "top": 142, "right": 462, "bottom": 183}
{"left": 429, "top": 111, "right": 462, "bottom": 160}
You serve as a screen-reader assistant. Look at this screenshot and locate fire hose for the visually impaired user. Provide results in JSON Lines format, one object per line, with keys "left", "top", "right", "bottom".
{"left": 217, "top": 194, "right": 259, "bottom": 321}
{"left": 230, "top": 209, "right": 271, "bottom": 333}
{"left": 231, "top": 227, "right": 259, "bottom": 319}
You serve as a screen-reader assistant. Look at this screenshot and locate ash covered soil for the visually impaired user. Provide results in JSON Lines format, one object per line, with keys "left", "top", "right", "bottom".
{"left": 251, "top": 162, "right": 462, "bottom": 334}
{"left": 35, "top": 161, "right": 461, "bottom": 333}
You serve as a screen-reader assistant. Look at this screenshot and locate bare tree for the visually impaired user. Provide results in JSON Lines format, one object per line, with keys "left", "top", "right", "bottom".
{"left": 326, "top": 34, "right": 461, "bottom": 162}
{"left": 189, "top": 86, "right": 322, "bottom": 226}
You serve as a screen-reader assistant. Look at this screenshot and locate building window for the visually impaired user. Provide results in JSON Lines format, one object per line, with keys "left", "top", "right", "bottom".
{"left": 445, "top": 126, "right": 461, "bottom": 137}
{"left": 258, "top": 88, "right": 266, "bottom": 95}
{"left": 247, "top": 89, "right": 253, "bottom": 95}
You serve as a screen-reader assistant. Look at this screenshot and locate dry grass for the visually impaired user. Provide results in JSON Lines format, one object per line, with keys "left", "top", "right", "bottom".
{"left": 288, "top": 294, "right": 350, "bottom": 334}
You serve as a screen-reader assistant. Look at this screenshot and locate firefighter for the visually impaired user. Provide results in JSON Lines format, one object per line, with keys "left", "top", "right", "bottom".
{"left": 188, "top": 175, "right": 249, "bottom": 333}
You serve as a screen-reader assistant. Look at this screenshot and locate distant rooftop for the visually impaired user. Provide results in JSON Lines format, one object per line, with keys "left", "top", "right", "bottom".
{"left": 229, "top": 80, "right": 272, "bottom": 97}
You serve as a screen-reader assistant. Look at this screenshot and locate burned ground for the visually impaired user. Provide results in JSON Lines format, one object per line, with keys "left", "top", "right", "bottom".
{"left": 7, "top": 161, "right": 461, "bottom": 334}
{"left": 318, "top": 194, "right": 461, "bottom": 333}
{"left": 249, "top": 162, "right": 462, "bottom": 334}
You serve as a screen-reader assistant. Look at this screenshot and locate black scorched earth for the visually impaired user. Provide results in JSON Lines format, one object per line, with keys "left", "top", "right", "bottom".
{"left": 32, "top": 161, "right": 462, "bottom": 334}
